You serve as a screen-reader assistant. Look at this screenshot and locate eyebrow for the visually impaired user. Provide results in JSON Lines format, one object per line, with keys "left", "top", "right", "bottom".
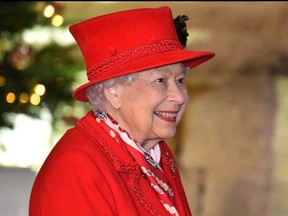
{"left": 154, "top": 66, "right": 187, "bottom": 76}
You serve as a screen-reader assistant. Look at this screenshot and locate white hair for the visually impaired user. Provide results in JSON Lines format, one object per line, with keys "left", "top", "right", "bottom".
{"left": 86, "top": 73, "right": 138, "bottom": 111}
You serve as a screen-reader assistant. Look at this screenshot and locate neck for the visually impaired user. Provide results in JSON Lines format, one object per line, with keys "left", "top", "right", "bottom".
{"left": 141, "top": 139, "right": 161, "bottom": 151}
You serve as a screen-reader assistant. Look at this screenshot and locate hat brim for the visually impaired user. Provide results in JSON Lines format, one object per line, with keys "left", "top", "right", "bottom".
{"left": 73, "top": 49, "right": 215, "bottom": 102}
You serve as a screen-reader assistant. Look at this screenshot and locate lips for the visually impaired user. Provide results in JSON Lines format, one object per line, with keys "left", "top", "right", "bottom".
{"left": 154, "top": 111, "right": 178, "bottom": 122}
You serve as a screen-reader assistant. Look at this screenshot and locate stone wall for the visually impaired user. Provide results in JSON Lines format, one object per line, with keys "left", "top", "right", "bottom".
{"left": 176, "top": 70, "right": 275, "bottom": 216}
{"left": 166, "top": 3, "right": 288, "bottom": 215}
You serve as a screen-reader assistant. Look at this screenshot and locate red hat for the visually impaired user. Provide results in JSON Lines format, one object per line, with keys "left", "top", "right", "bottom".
{"left": 69, "top": 6, "right": 215, "bottom": 102}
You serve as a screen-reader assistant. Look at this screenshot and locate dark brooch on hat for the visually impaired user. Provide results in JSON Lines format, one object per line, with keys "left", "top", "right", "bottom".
{"left": 174, "top": 15, "right": 189, "bottom": 47}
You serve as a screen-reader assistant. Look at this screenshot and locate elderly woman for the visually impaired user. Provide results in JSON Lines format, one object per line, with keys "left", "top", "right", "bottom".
{"left": 29, "top": 6, "right": 214, "bottom": 216}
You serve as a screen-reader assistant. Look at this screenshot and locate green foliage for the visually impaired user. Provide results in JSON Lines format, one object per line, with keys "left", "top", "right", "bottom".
{"left": 0, "top": 2, "right": 48, "bottom": 32}
{"left": 0, "top": 2, "right": 84, "bottom": 128}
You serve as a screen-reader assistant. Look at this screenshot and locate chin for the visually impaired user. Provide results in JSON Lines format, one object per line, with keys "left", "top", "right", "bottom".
{"left": 160, "top": 130, "right": 176, "bottom": 140}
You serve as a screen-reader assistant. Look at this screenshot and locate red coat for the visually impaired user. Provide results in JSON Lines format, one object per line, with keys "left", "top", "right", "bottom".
{"left": 29, "top": 111, "right": 192, "bottom": 216}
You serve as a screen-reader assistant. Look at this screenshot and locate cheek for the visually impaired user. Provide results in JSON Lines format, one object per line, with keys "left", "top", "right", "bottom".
{"left": 181, "top": 89, "right": 189, "bottom": 107}
{"left": 177, "top": 92, "right": 189, "bottom": 121}
{"left": 128, "top": 101, "right": 154, "bottom": 125}
{"left": 183, "top": 92, "right": 189, "bottom": 107}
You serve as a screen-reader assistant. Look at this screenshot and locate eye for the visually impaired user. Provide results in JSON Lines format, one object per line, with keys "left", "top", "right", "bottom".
{"left": 176, "top": 77, "right": 187, "bottom": 90}
{"left": 177, "top": 78, "right": 185, "bottom": 84}
{"left": 155, "top": 78, "right": 166, "bottom": 84}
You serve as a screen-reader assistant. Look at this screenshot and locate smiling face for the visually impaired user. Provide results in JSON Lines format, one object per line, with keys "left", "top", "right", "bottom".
{"left": 105, "top": 63, "right": 189, "bottom": 150}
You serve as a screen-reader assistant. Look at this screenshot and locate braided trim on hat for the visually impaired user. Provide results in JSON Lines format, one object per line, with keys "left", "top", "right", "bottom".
{"left": 87, "top": 40, "right": 183, "bottom": 81}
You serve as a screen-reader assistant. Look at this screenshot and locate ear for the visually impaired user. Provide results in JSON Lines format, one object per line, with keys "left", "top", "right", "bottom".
{"left": 104, "top": 86, "right": 120, "bottom": 109}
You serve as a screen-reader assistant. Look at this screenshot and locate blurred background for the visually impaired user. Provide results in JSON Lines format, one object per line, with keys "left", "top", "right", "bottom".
{"left": 0, "top": 2, "right": 287, "bottom": 216}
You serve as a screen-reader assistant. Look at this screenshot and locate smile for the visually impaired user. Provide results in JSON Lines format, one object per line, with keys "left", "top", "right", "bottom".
{"left": 155, "top": 111, "right": 178, "bottom": 122}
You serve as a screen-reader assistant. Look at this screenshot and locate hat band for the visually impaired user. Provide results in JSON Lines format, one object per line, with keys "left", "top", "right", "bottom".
{"left": 87, "top": 40, "right": 183, "bottom": 81}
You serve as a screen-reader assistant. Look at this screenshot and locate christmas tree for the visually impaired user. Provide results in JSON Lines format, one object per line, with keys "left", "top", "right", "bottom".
{"left": 0, "top": 2, "right": 85, "bottom": 129}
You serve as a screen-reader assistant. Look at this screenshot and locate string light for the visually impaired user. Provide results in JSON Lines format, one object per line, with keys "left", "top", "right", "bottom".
{"left": 6, "top": 92, "right": 16, "bottom": 103}
{"left": 43, "top": 2, "right": 65, "bottom": 27}
{"left": 34, "top": 84, "right": 46, "bottom": 96}
{"left": 43, "top": 4, "right": 55, "bottom": 18}
{"left": 30, "top": 93, "right": 41, "bottom": 105}
{"left": 19, "top": 92, "right": 29, "bottom": 103}
{"left": 51, "top": 14, "right": 64, "bottom": 27}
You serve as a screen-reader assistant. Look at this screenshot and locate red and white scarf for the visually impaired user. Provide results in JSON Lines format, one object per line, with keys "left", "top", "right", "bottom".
{"left": 94, "top": 110, "right": 179, "bottom": 215}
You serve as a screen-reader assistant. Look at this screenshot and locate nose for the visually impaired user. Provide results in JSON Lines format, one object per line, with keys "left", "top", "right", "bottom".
{"left": 168, "top": 82, "right": 187, "bottom": 105}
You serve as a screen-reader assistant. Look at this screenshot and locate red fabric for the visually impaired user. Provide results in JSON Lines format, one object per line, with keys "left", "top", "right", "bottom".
{"left": 29, "top": 111, "right": 192, "bottom": 216}
{"left": 69, "top": 6, "right": 215, "bottom": 101}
